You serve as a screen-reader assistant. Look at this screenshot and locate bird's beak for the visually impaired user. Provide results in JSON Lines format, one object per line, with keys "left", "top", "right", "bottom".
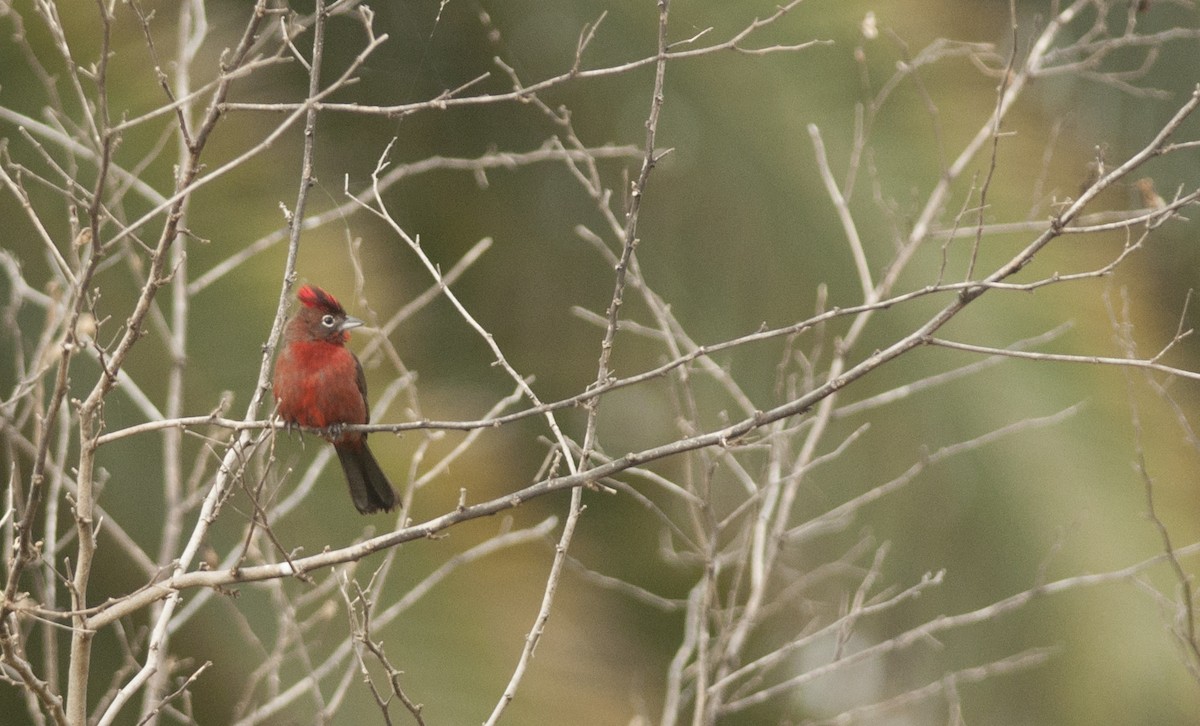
{"left": 339, "top": 315, "right": 364, "bottom": 332}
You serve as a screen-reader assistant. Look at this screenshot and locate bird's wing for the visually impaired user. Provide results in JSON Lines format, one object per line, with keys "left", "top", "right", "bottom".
{"left": 353, "top": 353, "right": 370, "bottom": 425}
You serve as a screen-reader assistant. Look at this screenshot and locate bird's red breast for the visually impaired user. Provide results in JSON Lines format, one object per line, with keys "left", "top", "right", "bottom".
{"left": 273, "top": 341, "right": 367, "bottom": 434}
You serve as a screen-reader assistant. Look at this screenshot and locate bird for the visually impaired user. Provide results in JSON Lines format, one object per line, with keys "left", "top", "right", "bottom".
{"left": 272, "top": 284, "right": 398, "bottom": 514}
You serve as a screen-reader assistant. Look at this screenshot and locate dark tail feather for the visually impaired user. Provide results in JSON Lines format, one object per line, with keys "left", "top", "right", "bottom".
{"left": 334, "top": 440, "right": 398, "bottom": 514}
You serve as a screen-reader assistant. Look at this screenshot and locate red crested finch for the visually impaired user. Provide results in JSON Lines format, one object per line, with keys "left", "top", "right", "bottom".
{"left": 273, "top": 285, "right": 398, "bottom": 514}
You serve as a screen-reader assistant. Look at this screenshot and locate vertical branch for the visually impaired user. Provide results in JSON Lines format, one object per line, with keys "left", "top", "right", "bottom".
{"left": 1107, "top": 288, "right": 1200, "bottom": 675}
{"left": 59, "top": 2, "right": 118, "bottom": 723}
{"left": 37, "top": 396, "right": 71, "bottom": 700}
{"left": 809, "top": 125, "right": 874, "bottom": 301}
{"left": 83, "top": 2, "right": 282, "bottom": 723}
{"left": 965, "top": 0, "right": 1018, "bottom": 281}
{"left": 703, "top": 3, "right": 1095, "bottom": 720}
{"left": 868, "top": 0, "right": 1090, "bottom": 334}
{"left": 140, "top": 2, "right": 207, "bottom": 721}
{"left": 485, "top": 3, "right": 672, "bottom": 724}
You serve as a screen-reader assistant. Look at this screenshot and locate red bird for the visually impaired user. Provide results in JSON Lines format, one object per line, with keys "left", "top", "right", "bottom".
{"left": 273, "top": 285, "right": 398, "bottom": 514}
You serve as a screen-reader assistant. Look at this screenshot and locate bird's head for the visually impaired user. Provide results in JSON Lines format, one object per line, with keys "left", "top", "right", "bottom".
{"left": 292, "top": 285, "right": 363, "bottom": 344}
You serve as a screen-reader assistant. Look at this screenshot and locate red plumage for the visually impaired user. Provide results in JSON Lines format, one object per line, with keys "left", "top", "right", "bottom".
{"left": 273, "top": 285, "right": 398, "bottom": 514}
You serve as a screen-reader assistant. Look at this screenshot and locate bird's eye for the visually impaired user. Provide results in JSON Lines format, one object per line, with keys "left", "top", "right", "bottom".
{"left": 321, "top": 314, "right": 336, "bottom": 327}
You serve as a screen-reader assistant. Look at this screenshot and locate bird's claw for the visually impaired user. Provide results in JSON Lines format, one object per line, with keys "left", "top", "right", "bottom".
{"left": 275, "top": 416, "right": 300, "bottom": 436}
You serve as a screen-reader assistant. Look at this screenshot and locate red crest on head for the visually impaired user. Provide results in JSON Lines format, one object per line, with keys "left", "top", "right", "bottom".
{"left": 297, "top": 285, "right": 345, "bottom": 315}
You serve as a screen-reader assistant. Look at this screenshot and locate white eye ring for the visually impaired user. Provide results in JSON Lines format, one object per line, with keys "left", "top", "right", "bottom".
{"left": 321, "top": 314, "right": 336, "bottom": 327}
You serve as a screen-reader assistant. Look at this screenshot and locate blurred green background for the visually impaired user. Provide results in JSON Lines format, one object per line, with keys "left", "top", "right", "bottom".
{"left": 3, "top": 0, "right": 1200, "bottom": 723}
